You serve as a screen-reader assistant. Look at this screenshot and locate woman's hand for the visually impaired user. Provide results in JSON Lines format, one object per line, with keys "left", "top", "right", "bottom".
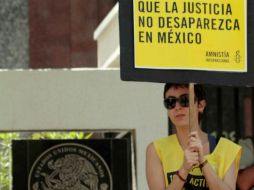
{"left": 182, "top": 144, "right": 199, "bottom": 172}
{"left": 188, "top": 131, "right": 205, "bottom": 163}
{"left": 182, "top": 131, "right": 205, "bottom": 172}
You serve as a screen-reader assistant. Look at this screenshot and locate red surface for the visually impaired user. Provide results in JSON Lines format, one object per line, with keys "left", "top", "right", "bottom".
{"left": 29, "top": 0, "right": 116, "bottom": 69}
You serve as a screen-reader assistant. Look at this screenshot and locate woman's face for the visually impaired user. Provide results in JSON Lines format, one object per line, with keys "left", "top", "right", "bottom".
{"left": 165, "top": 86, "right": 205, "bottom": 129}
{"left": 165, "top": 87, "right": 190, "bottom": 128}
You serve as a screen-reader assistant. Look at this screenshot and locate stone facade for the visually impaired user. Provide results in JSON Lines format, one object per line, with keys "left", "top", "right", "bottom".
{"left": 0, "top": 0, "right": 29, "bottom": 69}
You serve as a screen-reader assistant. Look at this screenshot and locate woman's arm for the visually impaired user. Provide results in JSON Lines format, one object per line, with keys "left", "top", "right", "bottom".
{"left": 202, "top": 159, "right": 236, "bottom": 190}
{"left": 189, "top": 132, "right": 237, "bottom": 190}
{"left": 146, "top": 143, "right": 167, "bottom": 190}
{"left": 146, "top": 143, "right": 197, "bottom": 190}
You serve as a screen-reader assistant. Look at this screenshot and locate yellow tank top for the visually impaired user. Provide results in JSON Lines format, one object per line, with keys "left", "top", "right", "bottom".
{"left": 153, "top": 134, "right": 241, "bottom": 190}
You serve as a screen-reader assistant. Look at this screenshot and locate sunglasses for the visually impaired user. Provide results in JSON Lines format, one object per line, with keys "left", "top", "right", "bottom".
{"left": 164, "top": 94, "right": 190, "bottom": 110}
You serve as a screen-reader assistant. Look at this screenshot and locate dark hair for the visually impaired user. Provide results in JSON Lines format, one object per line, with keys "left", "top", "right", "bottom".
{"left": 163, "top": 83, "right": 206, "bottom": 102}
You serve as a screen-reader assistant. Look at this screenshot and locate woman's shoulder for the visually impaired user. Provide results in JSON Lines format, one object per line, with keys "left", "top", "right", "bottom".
{"left": 210, "top": 137, "right": 242, "bottom": 178}
{"left": 153, "top": 134, "right": 177, "bottom": 144}
{"left": 213, "top": 137, "right": 242, "bottom": 157}
{"left": 217, "top": 137, "right": 241, "bottom": 149}
{"left": 148, "top": 134, "right": 178, "bottom": 161}
{"left": 152, "top": 134, "right": 178, "bottom": 152}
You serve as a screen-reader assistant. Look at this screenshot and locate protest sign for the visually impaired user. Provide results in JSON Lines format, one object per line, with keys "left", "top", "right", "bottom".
{"left": 119, "top": 0, "right": 254, "bottom": 86}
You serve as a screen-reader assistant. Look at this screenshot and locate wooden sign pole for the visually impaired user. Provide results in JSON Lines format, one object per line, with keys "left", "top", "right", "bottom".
{"left": 189, "top": 83, "right": 197, "bottom": 132}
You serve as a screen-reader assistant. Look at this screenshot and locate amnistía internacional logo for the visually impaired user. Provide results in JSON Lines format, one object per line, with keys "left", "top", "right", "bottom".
{"left": 28, "top": 143, "right": 112, "bottom": 190}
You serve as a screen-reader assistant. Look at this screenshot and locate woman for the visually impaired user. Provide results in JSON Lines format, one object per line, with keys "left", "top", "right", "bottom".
{"left": 146, "top": 83, "right": 241, "bottom": 190}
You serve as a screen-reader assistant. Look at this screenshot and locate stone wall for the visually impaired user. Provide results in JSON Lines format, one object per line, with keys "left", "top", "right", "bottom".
{"left": 0, "top": 0, "right": 29, "bottom": 69}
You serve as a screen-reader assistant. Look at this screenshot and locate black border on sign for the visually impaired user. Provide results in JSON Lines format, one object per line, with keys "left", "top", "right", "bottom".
{"left": 119, "top": 0, "right": 254, "bottom": 86}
